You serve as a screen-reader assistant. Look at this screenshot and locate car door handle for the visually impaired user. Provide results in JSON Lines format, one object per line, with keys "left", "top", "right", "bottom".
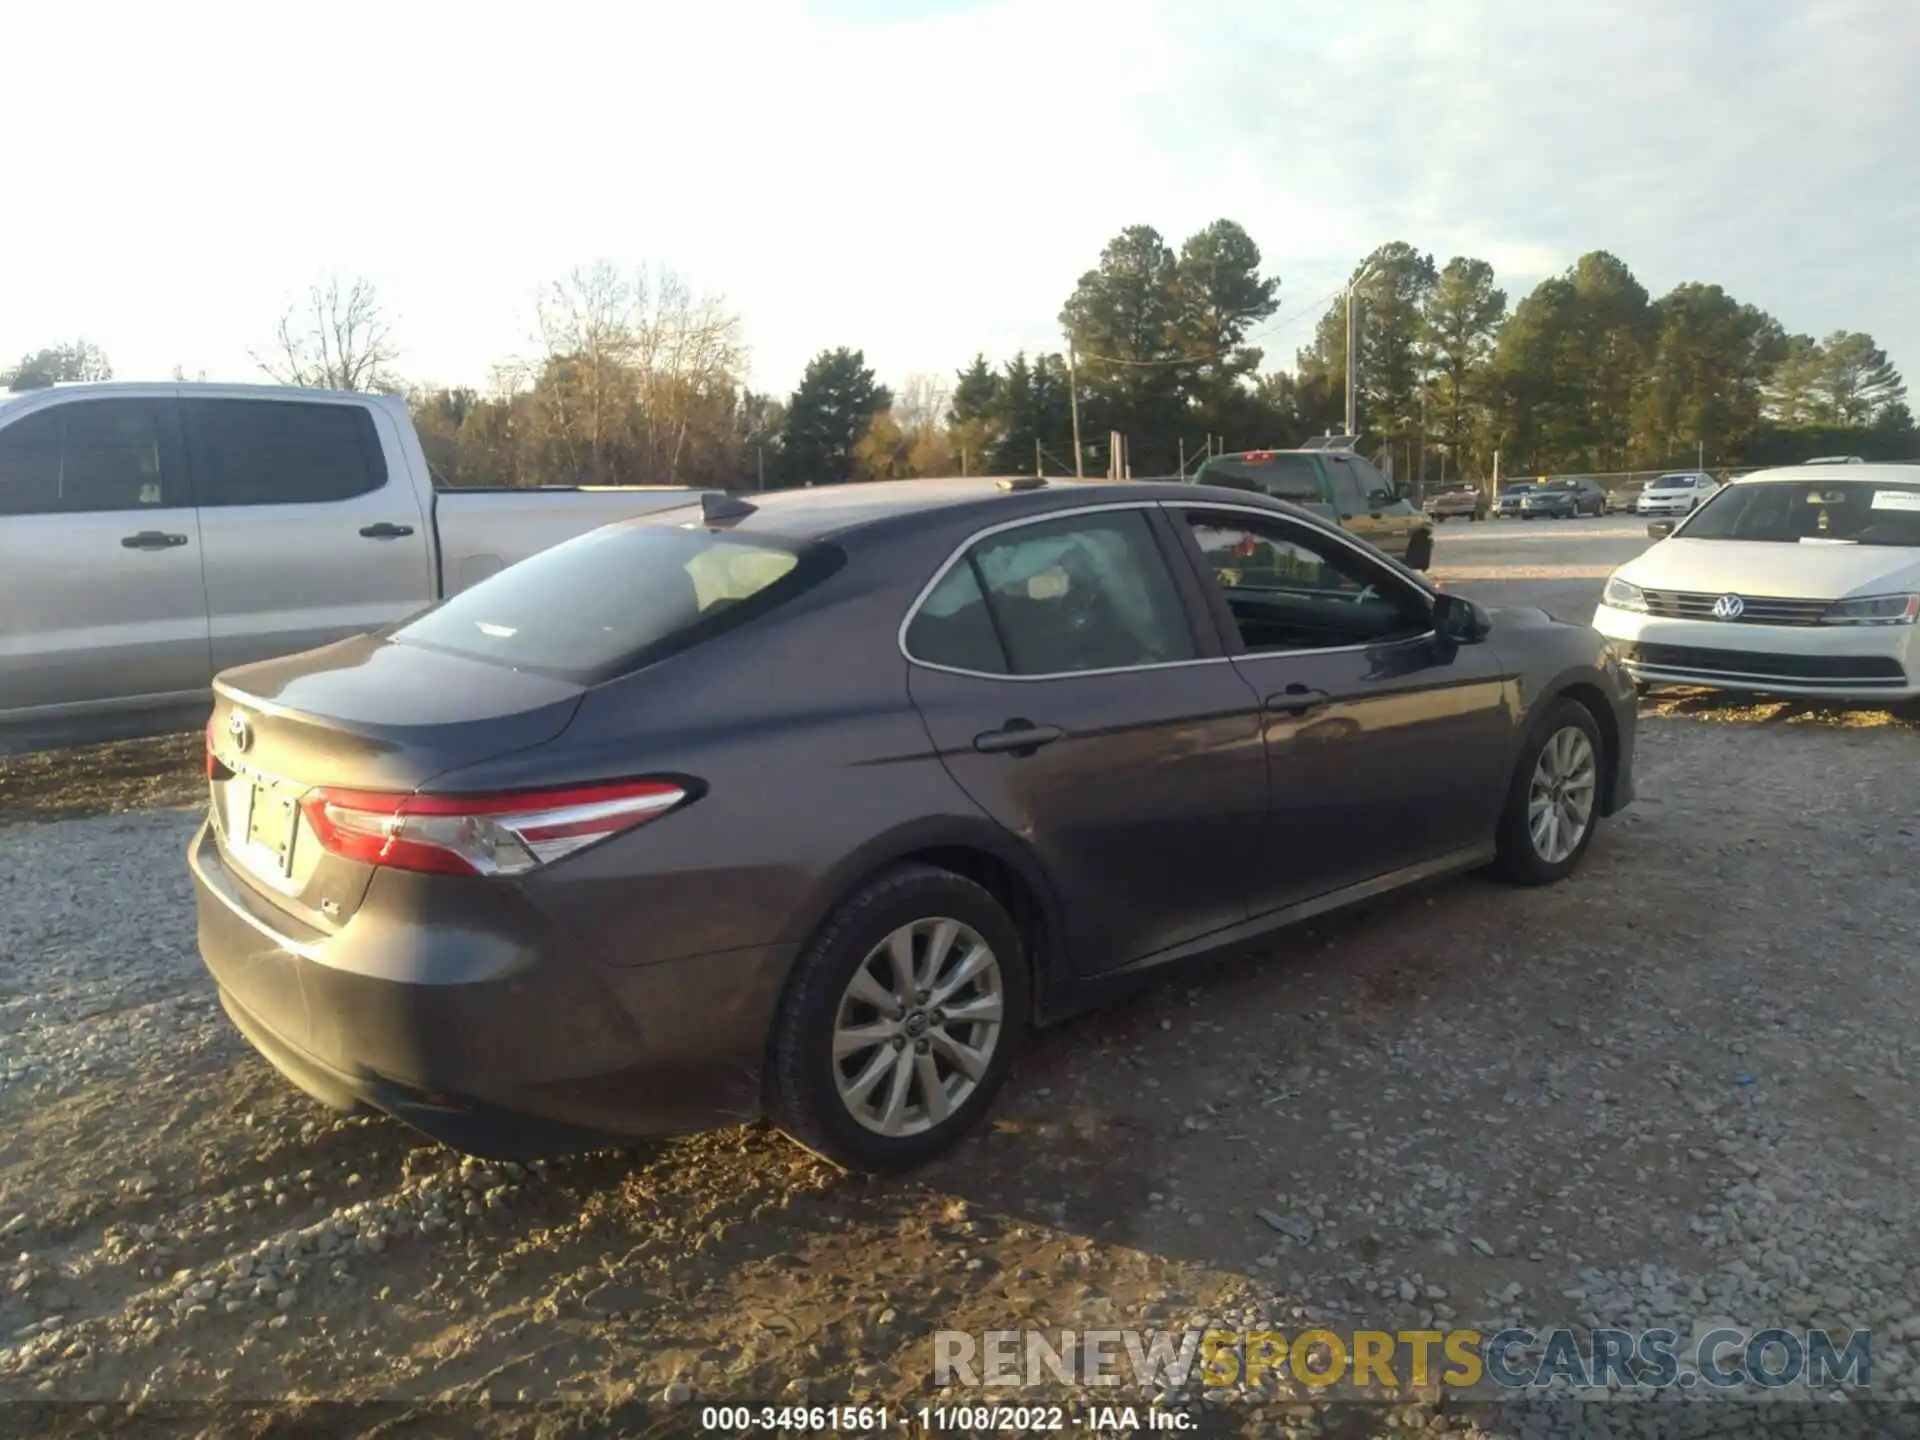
{"left": 120, "top": 530, "right": 188, "bottom": 550}
{"left": 973, "top": 720, "right": 1065, "bottom": 755}
{"left": 358, "top": 522, "right": 415, "bottom": 539}
{"left": 1265, "top": 684, "right": 1332, "bottom": 717}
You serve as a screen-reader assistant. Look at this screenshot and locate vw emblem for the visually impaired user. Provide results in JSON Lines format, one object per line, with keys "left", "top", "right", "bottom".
{"left": 1711, "top": 594, "right": 1746, "bottom": 621}
{"left": 226, "top": 709, "right": 253, "bottom": 752}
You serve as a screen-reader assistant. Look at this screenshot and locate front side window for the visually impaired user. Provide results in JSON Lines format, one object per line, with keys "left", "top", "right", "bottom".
{"left": 1325, "top": 458, "right": 1371, "bottom": 515}
{"left": 1347, "top": 455, "right": 1397, "bottom": 506}
{"left": 1179, "top": 509, "right": 1431, "bottom": 652}
{"left": 0, "top": 400, "right": 175, "bottom": 515}
{"left": 184, "top": 398, "right": 387, "bottom": 506}
{"left": 911, "top": 510, "right": 1196, "bottom": 676}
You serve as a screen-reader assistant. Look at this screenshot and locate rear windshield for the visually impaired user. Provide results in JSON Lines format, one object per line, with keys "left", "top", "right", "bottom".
{"left": 1680, "top": 481, "right": 1920, "bottom": 547}
{"left": 1500, "top": 484, "right": 1534, "bottom": 496}
{"left": 1197, "top": 454, "right": 1323, "bottom": 501}
{"left": 389, "top": 522, "right": 839, "bottom": 681}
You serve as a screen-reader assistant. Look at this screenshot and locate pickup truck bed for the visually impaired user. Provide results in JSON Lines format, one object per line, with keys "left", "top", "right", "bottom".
{"left": 0, "top": 382, "right": 713, "bottom": 728}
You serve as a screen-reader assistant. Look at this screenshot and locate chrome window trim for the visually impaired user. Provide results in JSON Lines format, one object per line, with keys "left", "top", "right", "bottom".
{"left": 896, "top": 497, "right": 1440, "bottom": 681}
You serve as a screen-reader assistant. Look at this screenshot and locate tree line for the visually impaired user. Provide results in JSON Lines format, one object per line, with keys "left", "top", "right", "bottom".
{"left": 9, "top": 225, "right": 1909, "bottom": 489}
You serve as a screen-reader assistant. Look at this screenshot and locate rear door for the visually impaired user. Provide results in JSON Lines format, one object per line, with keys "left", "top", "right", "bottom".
{"left": 904, "top": 503, "right": 1267, "bottom": 974}
{"left": 0, "top": 393, "right": 211, "bottom": 717}
{"left": 1164, "top": 501, "right": 1513, "bottom": 912}
{"left": 187, "top": 396, "right": 433, "bottom": 673}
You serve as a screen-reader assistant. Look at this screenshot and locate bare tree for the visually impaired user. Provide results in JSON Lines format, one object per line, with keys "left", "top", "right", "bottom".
{"left": 256, "top": 275, "right": 400, "bottom": 392}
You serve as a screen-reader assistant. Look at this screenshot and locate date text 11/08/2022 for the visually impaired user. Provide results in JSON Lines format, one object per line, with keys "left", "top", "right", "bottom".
{"left": 699, "top": 1407, "right": 1188, "bottom": 1432}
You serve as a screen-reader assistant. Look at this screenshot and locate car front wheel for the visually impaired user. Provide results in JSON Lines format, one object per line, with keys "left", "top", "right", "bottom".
{"left": 767, "top": 864, "right": 1027, "bottom": 1172}
{"left": 1493, "top": 698, "right": 1605, "bottom": 886}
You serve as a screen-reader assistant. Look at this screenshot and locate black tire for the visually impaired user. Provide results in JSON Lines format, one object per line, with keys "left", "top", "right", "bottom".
{"left": 766, "top": 863, "right": 1028, "bottom": 1173}
{"left": 1492, "top": 697, "right": 1606, "bottom": 886}
{"left": 1405, "top": 529, "right": 1434, "bottom": 571}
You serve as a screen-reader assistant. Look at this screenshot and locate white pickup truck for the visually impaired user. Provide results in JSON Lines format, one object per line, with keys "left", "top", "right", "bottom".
{"left": 0, "top": 381, "right": 714, "bottom": 730}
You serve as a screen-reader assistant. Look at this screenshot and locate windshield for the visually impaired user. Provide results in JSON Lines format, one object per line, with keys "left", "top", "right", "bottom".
{"left": 1501, "top": 484, "right": 1534, "bottom": 496}
{"left": 1649, "top": 475, "right": 1698, "bottom": 490}
{"left": 1679, "top": 481, "right": 1920, "bottom": 547}
{"left": 390, "top": 522, "right": 838, "bottom": 680}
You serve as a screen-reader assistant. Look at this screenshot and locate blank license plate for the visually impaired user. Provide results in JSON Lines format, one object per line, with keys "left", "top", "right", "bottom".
{"left": 247, "top": 786, "right": 298, "bottom": 872}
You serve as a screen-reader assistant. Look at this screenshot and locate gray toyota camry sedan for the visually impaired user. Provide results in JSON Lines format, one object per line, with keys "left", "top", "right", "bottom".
{"left": 192, "top": 477, "right": 1635, "bottom": 1172}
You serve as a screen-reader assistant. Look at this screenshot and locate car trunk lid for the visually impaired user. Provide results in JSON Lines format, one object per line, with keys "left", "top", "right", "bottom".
{"left": 207, "top": 634, "right": 586, "bottom": 929}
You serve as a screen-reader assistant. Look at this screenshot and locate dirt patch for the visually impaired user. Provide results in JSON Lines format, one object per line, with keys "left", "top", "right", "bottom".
{"left": 0, "top": 733, "right": 204, "bottom": 826}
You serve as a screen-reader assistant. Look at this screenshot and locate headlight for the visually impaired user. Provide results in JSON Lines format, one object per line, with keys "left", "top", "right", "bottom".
{"left": 1819, "top": 592, "right": 1920, "bottom": 626}
{"left": 1603, "top": 576, "right": 1648, "bottom": 613}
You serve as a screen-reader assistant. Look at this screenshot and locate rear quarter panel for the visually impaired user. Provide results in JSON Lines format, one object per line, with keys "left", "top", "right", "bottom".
{"left": 426, "top": 515, "right": 1054, "bottom": 969}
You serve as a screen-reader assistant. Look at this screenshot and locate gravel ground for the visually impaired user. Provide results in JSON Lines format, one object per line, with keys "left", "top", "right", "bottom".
{"left": 2, "top": 709, "right": 1919, "bottom": 1438}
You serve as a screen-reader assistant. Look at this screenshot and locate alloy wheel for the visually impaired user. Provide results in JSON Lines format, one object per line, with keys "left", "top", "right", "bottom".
{"left": 831, "top": 918, "right": 1004, "bottom": 1137}
{"left": 1527, "top": 726, "right": 1598, "bottom": 864}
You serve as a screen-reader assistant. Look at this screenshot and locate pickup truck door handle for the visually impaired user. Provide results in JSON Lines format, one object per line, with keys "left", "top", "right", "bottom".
{"left": 358, "top": 522, "right": 416, "bottom": 539}
{"left": 1265, "top": 683, "right": 1332, "bottom": 717}
{"left": 120, "top": 530, "right": 188, "bottom": 550}
{"left": 973, "top": 719, "right": 1065, "bottom": 755}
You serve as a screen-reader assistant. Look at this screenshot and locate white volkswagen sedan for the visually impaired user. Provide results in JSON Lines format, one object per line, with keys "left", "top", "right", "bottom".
{"left": 1595, "top": 464, "right": 1920, "bottom": 701}
{"left": 1635, "top": 472, "right": 1721, "bottom": 516}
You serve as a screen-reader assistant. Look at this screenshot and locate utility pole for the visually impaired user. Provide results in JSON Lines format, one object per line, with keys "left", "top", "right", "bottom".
{"left": 1697, "top": 439, "right": 1705, "bottom": 471}
{"left": 1178, "top": 437, "right": 1185, "bottom": 477}
{"left": 1034, "top": 438, "right": 1042, "bottom": 479}
{"left": 1344, "top": 260, "right": 1377, "bottom": 438}
{"left": 1066, "top": 338, "right": 1085, "bottom": 479}
{"left": 1418, "top": 388, "right": 1428, "bottom": 489}
{"left": 756, "top": 446, "right": 764, "bottom": 492}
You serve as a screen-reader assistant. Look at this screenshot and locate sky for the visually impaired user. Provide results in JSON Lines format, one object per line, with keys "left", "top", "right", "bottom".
{"left": 3, "top": 0, "right": 1916, "bottom": 399}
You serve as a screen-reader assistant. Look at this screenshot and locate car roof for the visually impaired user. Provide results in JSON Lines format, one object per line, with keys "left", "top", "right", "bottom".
{"left": 654, "top": 476, "right": 1256, "bottom": 541}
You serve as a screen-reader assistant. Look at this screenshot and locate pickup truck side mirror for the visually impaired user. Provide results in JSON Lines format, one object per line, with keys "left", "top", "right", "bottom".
{"left": 1366, "top": 487, "right": 1394, "bottom": 510}
{"left": 1647, "top": 520, "right": 1676, "bottom": 539}
{"left": 1432, "top": 591, "right": 1490, "bottom": 644}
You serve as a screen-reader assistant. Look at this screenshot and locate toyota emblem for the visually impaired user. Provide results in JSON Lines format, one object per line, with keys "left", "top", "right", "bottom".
{"left": 226, "top": 709, "right": 253, "bottom": 752}
{"left": 1711, "top": 594, "right": 1746, "bottom": 621}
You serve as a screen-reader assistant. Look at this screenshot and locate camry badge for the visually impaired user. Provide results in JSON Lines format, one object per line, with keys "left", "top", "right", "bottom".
{"left": 227, "top": 709, "right": 253, "bottom": 752}
{"left": 1711, "top": 594, "right": 1746, "bottom": 621}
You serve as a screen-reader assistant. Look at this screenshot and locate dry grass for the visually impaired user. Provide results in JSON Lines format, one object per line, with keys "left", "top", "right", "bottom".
{"left": 0, "top": 732, "right": 205, "bottom": 826}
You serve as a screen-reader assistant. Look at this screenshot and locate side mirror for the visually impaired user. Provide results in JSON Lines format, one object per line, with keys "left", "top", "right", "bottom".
{"left": 1366, "top": 488, "right": 1394, "bottom": 509}
{"left": 1433, "top": 591, "right": 1490, "bottom": 644}
{"left": 1647, "top": 520, "right": 1676, "bottom": 539}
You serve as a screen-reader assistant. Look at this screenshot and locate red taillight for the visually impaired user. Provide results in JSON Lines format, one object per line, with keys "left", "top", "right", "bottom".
{"left": 205, "top": 714, "right": 221, "bottom": 779}
{"left": 1242, "top": 450, "right": 1277, "bottom": 461}
{"left": 299, "top": 780, "right": 689, "bottom": 877}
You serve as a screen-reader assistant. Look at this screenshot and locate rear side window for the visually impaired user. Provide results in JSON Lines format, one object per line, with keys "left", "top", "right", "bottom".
{"left": 905, "top": 563, "right": 1010, "bottom": 674}
{"left": 909, "top": 510, "right": 1196, "bottom": 676}
{"left": 391, "top": 523, "right": 836, "bottom": 681}
{"left": 0, "top": 400, "right": 179, "bottom": 515}
{"left": 184, "top": 398, "right": 386, "bottom": 506}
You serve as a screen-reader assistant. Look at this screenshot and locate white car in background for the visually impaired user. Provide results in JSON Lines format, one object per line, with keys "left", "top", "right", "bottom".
{"left": 1634, "top": 472, "right": 1721, "bottom": 516}
{"left": 1595, "top": 463, "right": 1920, "bottom": 701}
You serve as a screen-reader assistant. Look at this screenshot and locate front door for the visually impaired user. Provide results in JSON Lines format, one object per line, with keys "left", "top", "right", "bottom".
{"left": 1327, "top": 453, "right": 1422, "bottom": 562}
{"left": 0, "top": 394, "right": 211, "bottom": 717}
{"left": 1165, "top": 503, "right": 1513, "bottom": 913}
{"left": 904, "top": 505, "right": 1267, "bottom": 974}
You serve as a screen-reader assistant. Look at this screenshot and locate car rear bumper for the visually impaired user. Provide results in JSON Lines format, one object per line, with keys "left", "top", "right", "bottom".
{"left": 189, "top": 820, "right": 795, "bottom": 1158}
{"left": 1594, "top": 607, "right": 1919, "bottom": 700}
